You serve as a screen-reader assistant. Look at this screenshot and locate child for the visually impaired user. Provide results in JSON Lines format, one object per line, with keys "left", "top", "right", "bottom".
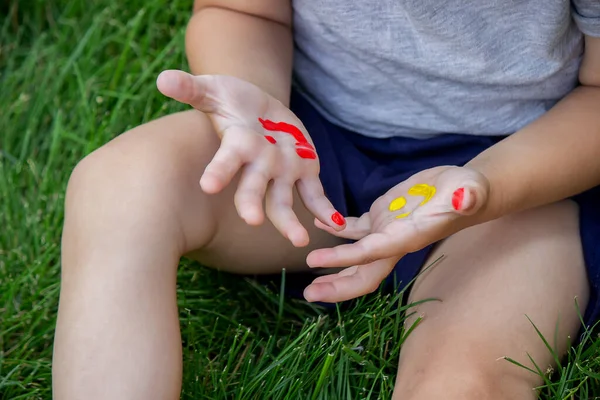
{"left": 52, "top": 1, "right": 600, "bottom": 399}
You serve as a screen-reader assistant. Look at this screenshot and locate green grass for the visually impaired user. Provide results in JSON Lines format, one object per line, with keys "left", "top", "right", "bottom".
{"left": 1, "top": 1, "right": 599, "bottom": 398}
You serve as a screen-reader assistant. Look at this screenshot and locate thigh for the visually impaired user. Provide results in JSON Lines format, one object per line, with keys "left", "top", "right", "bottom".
{"left": 395, "top": 201, "right": 589, "bottom": 397}
{"left": 101, "top": 109, "right": 343, "bottom": 274}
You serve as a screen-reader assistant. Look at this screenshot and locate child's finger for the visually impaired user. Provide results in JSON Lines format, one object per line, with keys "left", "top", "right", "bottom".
{"left": 234, "top": 154, "right": 276, "bottom": 225}
{"left": 200, "top": 145, "right": 245, "bottom": 194}
{"left": 200, "top": 128, "right": 258, "bottom": 193}
{"left": 265, "top": 179, "right": 309, "bottom": 247}
{"left": 296, "top": 176, "right": 346, "bottom": 231}
{"left": 313, "top": 213, "right": 371, "bottom": 240}
{"left": 306, "top": 233, "right": 394, "bottom": 268}
{"left": 450, "top": 185, "right": 483, "bottom": 215}
{"left": 156, "top": 70, "right": 218, "bottom": 113}
{"left": 303, "top": 257, "right": 398, "bottom": 303}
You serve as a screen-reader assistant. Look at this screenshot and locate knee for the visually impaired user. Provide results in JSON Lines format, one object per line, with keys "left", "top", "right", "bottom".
{"left": 64, "top": 120, "right": 212, "bottom": 246}
{"left": 66, "top": 139, "right": 172, "bottom": 223}
{"left": 67, "top": 111, "right": 215, "bottom": 214}
{"left": 401, "top": 370, "right": 491, "bottom": 400}
{"left": 396, "top": 335, "right": 538, "bottom": 400}
{"left": 397, "top": 365, "right": 536, "bottom": 400}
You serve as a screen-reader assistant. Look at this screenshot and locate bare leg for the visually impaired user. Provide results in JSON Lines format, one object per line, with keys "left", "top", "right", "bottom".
{"left": 393, "top": 201, "right": 589, "bottom": 399}
{"left": 52, "top": 110, "right": 342, "bottom": 399}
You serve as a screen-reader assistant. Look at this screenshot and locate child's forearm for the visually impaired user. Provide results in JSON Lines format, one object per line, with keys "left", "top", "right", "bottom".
{"left": 467, "top": 35, "right": 600, "bottom": 222}
{"left": 467, "top": 84, "right": 600, "bottom": 222}
{"left": 185, "top": 1, "right": 293, "bottom": 105}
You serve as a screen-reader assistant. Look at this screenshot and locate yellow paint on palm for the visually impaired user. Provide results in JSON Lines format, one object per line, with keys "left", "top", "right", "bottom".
{"left": 388, "top": 183, "right": 437, "bottom": 219}
{"left": 388, "top": 196, "right": 411, "bottom": 219}
{"left": 407, "top": 183, "right": 436, "bottom": 205}
{"left": 388, "top": 196, "right": 406, "bottom": 211}
{"left": 395, "top": 211, "right": 411, "bottom": 219}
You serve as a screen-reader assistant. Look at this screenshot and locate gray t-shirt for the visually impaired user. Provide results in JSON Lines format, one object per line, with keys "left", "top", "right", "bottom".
{"left": 292, "top": 1, "right": 600, "bottom": 139}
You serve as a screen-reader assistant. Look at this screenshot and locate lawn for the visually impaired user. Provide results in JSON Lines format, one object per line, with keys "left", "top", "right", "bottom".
{"left": 1, "top": 1, "right": 599, "bottom": 399}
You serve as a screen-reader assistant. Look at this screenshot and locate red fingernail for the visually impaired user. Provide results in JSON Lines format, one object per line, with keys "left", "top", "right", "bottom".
{"left": 452, "top": 188, "right": 464, "bottom": 210}
{"left": 264, "top": 135, "right": 277, "bottom": 144}
{"left": 331, "top": 211, "right": 345, "bottom": 226}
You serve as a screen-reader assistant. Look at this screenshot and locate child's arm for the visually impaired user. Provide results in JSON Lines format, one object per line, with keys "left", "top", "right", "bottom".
{"left": 302, "top": 36, "right": 600, "bottom": 303}
{"left": 467, "top": 35, "right": 600, "bottom": 222}
{"left": 157, "top": 1, "right": 346, "bottom": 245}
{"left": 185, "top": 0, "right": 293, "bottom": 105}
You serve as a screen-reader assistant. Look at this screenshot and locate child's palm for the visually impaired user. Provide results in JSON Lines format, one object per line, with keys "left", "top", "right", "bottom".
{"left": 157, "top": 70, "right": 344, "bottom": 247}
{"left": 304, "top": 166, "right": 489, "bottom": 302}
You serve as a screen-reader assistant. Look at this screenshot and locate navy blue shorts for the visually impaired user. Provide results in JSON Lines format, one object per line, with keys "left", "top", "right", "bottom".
{"left": 279, "top": 91, "right": 600, "bottom": 329}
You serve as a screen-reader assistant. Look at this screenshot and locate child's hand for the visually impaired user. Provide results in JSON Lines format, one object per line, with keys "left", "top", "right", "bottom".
{"left": 156, "top": 70, "right": 345, "bottom": 247}
{"left": 303, "top": 166, "right": 489, "bottom": 302}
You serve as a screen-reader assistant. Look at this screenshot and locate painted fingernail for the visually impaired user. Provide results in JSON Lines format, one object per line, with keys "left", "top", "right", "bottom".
{"left": 452, "top": 188, "right": 465, "bottom": 210}
{"left": 264, "top": 135, "right": 276, "bottom": 144}
{"left": 331, "top": 211, "right": 345, "bottom": 226}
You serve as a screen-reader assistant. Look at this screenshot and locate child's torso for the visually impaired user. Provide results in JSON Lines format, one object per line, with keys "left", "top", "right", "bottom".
{"left": 292, "top": 1, "right": 591, "bottom": 138}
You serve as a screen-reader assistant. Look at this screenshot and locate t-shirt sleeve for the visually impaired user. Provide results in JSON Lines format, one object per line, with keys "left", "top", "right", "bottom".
{"left": 572, "top": 0, "right": 600, "bottom": 36}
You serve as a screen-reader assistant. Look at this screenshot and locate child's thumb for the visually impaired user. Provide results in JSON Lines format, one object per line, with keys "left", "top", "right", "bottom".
{"left": 156, "top": 70, "right": 218, "bottom": 113}
{"left": 451, "top": 184, "right": 486, "bottom": 216}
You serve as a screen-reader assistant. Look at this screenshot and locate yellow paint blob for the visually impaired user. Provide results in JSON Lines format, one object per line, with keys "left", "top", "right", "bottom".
{"left": 389, "top": 184, "right": 437, "bottom": 219}
{"left": 388, "top": 196, "right": 407, "bottom": 211}
{"left": 389, "top": 196, "right": 411, "bottom": 218}
{"left": 407, "top": 184, "right": 436, "bottom": 206}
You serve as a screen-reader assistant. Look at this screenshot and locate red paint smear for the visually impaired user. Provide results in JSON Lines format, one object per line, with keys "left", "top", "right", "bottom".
{"left": 295, "top": 148, "right": 317, "bottom": 159}
{"left": 452, "top": 188, "right": 464, "bottom": 211}
{"left": 258, "top": 118, "right": 315, "bottom": 151}
{"left": 264, "top": 135, "right": 277, "bottom": 144}
{"left": 331, "top": 212, "right": 345, "bottom": 226}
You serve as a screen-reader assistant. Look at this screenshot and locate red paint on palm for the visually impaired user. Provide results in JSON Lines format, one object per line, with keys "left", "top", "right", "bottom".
{"left": 331, "top": 211, "right": 345, "bottom": 226}
{"left": 264, "top": 135, "right": 277, "bottom": 144}
{"left": 258, "top": 118, "right": 315, "bottom": 154}
{"left": 452, "top": 188, "right": 464, "bottom": 210}
{"left": 295, "top": 148, "right": 317, "bottom": 159}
